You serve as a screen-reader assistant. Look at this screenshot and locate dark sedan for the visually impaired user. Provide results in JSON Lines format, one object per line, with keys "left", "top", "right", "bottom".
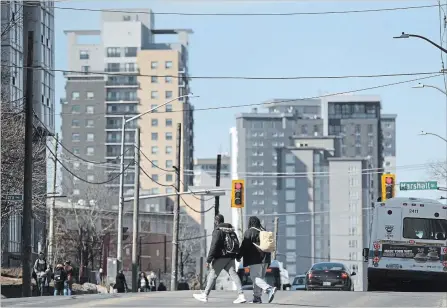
{"left": 305, "top": 262, "right": 355, "bottom": 291}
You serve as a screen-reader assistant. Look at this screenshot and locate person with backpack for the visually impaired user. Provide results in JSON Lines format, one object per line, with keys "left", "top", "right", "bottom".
{"left": 193, "top": 214, "right": 246, "bottom": 304}
{"left": 52, "top": 264, "right": 67, "bottom": 296}
{"left": 238, "top": 216, "right": 277, "bottom": 304}
{"left": 33, "top": 252, "right": 48, "bottom": 296}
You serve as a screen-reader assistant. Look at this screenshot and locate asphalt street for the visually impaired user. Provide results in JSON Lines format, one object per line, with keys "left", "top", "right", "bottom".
{"left": 2, "top": 290, "right": 447, "bottom": 307}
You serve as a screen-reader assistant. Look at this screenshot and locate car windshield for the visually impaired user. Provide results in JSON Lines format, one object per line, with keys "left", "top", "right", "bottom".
{"left": 293, "top": 277, "right": 305, "bottom": 285}
{"left": 311, "top": 263, "right": 345, "bottom": 271}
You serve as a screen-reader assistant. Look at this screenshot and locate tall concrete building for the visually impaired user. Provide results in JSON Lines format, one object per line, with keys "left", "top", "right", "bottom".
{"left": 61, "top": 10, "right": 194, "bottom": 203}
{"left": 1, "top": 1, "right": 55, "bottom": 263}
{"left": 231, "top": 95, "right": 396, "bottom": 277}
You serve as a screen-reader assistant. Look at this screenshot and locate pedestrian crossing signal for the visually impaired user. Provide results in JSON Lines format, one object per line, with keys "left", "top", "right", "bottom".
{"left": 381, "top": 174, "right": 396, "bottom": 201}
{"left": 231, "top": 180, "right": 245, "bottom": 208}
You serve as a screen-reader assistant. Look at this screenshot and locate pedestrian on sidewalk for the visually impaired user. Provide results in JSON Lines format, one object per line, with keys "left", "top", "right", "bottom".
{"left": 138, "top": 272, "right": 149, "bottom": 292}
{"left": 193, "top": 214, "right": 246, "bottom": 304}
{"left": 238, "top": 216, "right": 277, "bottom": 304}
{"left": 52, "top": 264, "right": 67, "bottom": 296}
{"left": 63, "top": 261, "right": 74, "bottom": 296}
{"left": 114, "top": 270, "right": 128, "bottom": 293}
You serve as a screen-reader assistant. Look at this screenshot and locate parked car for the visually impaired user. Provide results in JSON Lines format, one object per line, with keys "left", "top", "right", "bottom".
{"left": 291, "top": 275, "right": 306, "bottom": 291}
{"left": 305, "top": 262, "right": 355, "bottom": 291}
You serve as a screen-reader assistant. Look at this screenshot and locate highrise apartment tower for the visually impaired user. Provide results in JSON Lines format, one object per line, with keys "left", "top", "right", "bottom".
{"left": 61, "top": 10, "right": 194, "bottom": 204}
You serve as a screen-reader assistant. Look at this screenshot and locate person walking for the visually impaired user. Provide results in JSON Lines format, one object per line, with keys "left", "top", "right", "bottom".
{"left": 52, "top": 264, "right": 67, "bottom": 296}
{"left": 138, "top": 272, "right": 149, "bottom": 292}
{"left": 63, "top": 261, "right": 74, "bottom": 296}
{"left": 114, "top": 270, "right": 128, "bottom": 293}
{"left": 193, "top": 214, "right": 246, "bottom": 304}
{"left": 33, "top": 252, "right": 48, "bottom": 296}
{"left": 238, "top": 216, "right": 277, "bottom": 304}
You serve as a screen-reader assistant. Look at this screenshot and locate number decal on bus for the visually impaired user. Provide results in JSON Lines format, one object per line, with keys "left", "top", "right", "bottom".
{"left": 409, "top": 209, "right": 418, "bottom": 214}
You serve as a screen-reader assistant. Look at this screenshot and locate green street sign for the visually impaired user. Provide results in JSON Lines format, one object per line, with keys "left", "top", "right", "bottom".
{"left": 399, "top": 181, "right": 438, "bottom": 191}
{"left": 1, "top": 194, "right": 23, "bottom": 201}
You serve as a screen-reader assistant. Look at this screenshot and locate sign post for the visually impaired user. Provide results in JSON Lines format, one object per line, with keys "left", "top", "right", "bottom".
{"left": 399, "top": 181, "right": 438, "bottom": 191}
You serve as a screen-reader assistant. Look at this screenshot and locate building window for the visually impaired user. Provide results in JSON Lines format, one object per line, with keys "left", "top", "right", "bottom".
{"left": 165, "top": 132, "right": 173, "bottom": 140}
{"left": 86, "top": 147, "right": 94, "bottom": 156}
{"left": 87, "top": 175, "right": 95, "bottom": 182}
{"left": 72, "top": 133, "right": 80, "bottom": 142}
{"left": 71, "top": 105, "right": 80, "bottom": 113}
{"left": 165, "top": 76, "right": 173, "bottom": 83}
{"left": 87, "top": 163, "right": 94, "bottom": 170}
{"left": 166, "top": 119, "right": 173, "bottom": 127}
{"left": 166, "top": 160, "right": 173, "bottom": 168}
{"left": 286, "top": 240, "right": 296, "bottom": 250}
{"left": 166, "top": 174, "right": 173, "bottom": 182}
{"left": 71, "top": 119, "right": 80, "bottom": 127}
{"left": 73, "top": 189, "right": 80, "bottom": 195}
{"left": 86, "top": 92, "right": 94, "bottom": 99}
{"left": 286, "top": 203, "right": 295, "bottom": 213}
{"left": 285, "top": 190, "right": 296, "bottom": 201}
{"left": 151, "top": 133, "right": 158, "bottom": 141}
{"left": 72, "top": 147, "right": 80, "bottom": 155}
{"left": 165, "top": 104, "right": 173, "bottom": 112}
{"left": 285, "top": 178, "right": 295, "bottom": 189}
{"left": 166, "top": 187, "right": 174, "bottom": 194}
{"left": 79, "top": 50, "right": 89, "bottom": 59}
{"left": 150, "top": 104, "right": 158, "bottom": 112}
{"left": 152, "top": 160, "right": 158, "bottom": 168}
{"left": 152, "top": 174, "right": 159, "bottom": 181}
{"left": 165, "top": 61, "right": 173, "bottom": 69}
{"left": 151, "top": 119, "right": 158, "bottom": 127}
{"left": 151, "top": 91, "right": 158, "bottom": 99}
{"left": 86, "top": 119, "right": 94, "bottom": 128}
{"left": 86, "top": 106, "right": 94, "bottom": 114}
{"left": 286, "top": 215, "right": 296, "bottom": 225}
{"left": 72, "top": 92, "right": 80, "bottom": 100}
{"left": 165, "top": 91, "right": 173, "bottom": 99}
{"left": 166, "top": 146, "right": 172, "bottom": 154}
{"left": 286, "top": 227, "right": 296, "bottom": 237}
{"left": 151, "top": 146, "right": 158, "bottom": 154}
{"left": 151, "top": 76, "right": 158, "bottom": 83}
{"left": 124, "top": 47, "right": 137, "bottom": 57}
{"left": 151, "top": 61, "right": 158, "bottom": 69}
{"left": 107, "top": 47, "right": 120, "bottom": 57}
{"left": 87, "top": 133, "right": 94, "bottom": 142}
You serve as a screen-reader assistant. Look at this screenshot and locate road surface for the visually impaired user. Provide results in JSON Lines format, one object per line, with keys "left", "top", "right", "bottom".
{"left": 2, "top": 290, "right": 446, "bottom": 307}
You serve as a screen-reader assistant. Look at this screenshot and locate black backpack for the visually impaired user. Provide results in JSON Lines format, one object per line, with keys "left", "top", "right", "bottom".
{"left": 54, "top": 270, "right": 63, "bottom": 283}
{"left": 223, "top": 231, "right": 240, "bottom": 255}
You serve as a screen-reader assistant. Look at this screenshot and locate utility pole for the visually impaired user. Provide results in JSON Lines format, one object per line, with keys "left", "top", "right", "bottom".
{"left": 48, "top": 133, "right": 58, "bottom": 268}
{"left": 131, "top": 128, "right": 140, "bottom": 292}
{"left": 272, "top": 217, "right": 279, "bottom": 260}
{"left": 22, "top": 31, "right": 34, "bottom": 298}
{"left": 117, "top": 115, "right": 126, "bottom": 269}
{"left": 170, "top": 123, "right": 182, "bottom": 291}
{"left": 214, "top": 154, "right": 222, "bottom": 217}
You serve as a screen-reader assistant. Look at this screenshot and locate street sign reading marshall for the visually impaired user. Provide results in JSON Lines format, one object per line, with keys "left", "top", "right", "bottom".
{"left": 1, "top": 194, "right": 23, "bottom": 201}
{"left": 399, "top": 181, "right": 438, "bottom": 191}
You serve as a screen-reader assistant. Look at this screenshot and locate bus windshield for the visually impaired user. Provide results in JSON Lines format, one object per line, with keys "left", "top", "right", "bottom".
{"left": 403, "top": 218, "right": 447, "bottom": 240}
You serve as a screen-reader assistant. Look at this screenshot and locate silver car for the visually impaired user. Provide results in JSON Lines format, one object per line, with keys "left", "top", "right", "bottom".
{"left": 291, "top": 275, "right": 306, "bottom": 291}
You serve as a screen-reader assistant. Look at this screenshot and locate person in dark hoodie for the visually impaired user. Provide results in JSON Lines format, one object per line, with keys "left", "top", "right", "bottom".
{"left": 52, "top": 264, "right": 67, "bottom": 296}
{"left": 238, "top": 216, "right": 277, "bottom": 304}
{"left": 193, "top": 214, "right": 246, "bottom": 304}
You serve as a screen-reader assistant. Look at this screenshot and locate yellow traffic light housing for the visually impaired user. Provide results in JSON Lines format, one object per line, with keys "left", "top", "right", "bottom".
{"left": 381, "top": 174, "right": 396, "bottom": 201}
{"left": 231, "top": 179, "right": 245, "bottom": 208}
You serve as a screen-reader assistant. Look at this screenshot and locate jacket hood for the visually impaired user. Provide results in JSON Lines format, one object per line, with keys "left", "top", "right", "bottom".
{"left": 217, "top": 223, "right": 234, "bottom": 233}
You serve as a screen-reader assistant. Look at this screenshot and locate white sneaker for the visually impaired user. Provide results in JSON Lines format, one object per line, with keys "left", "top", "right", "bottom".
{"left": 233, "top": 294, "right": 247, "bottom": 304}
{"left": 193, "top": 293, "right": 208, "bottom": 302}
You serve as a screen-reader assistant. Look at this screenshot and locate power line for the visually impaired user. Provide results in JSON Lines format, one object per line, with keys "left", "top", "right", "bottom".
{"left": 1, "top": 64, "right": 441, "bottom": 80}
{"left": 23, "top": 3, "right": 439, "bottom": 16}
{"left": 49, "top": 73, "right": 443, "bottom": 117}
{"left": 140, "top": 166, "right": 175, "bottom": 188}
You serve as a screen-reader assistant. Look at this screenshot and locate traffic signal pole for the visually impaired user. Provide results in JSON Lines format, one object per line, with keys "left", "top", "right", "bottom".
{"left": 214, "top": 154, "right": 222, "bottom": 216}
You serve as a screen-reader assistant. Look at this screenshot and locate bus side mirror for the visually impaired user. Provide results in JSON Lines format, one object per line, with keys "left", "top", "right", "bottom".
{"left": 362, "top": 248, "right": 369, "bottom": 262}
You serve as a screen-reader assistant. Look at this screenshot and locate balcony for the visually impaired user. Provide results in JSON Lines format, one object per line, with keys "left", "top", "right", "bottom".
{"left": 105, "top": 97, "right": 140, "bottom": 103}
{"left": 105, "top": 67, "right": 138, "bottom": 74}
{"left": 105, "top": 80, "right": 139, "bottom": 88}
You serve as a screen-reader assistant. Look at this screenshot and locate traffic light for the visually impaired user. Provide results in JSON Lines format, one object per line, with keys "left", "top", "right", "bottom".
{"left": 231, "top": 180, "right": 245, "bottom": 208}
{"left": 123, "top": 227, "right": 129, "bottom": 241}
{"left": 381, "top": 174, "right": 396, "bottom": 201}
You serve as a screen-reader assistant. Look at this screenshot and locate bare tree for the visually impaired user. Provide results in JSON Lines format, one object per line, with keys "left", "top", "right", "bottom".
{"left": 178, "top": 213, "right": 202, "bottom": 280}
{"left": 428, "top": 161, "right": 447, "bottom": 183}
{"left": 53, "top": 183, "right": 115, "bottom": 280}
{"left": 1, "top": 2, "right": 47, "bottom": 232}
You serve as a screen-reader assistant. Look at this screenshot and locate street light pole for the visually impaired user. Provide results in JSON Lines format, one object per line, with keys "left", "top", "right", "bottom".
{"left": 419, "top": 130, "right": 447, "bottom": 143}
{"left": 116, "top": 94, "right": 197, "bottom": 268}
{"left": 393, "top": 32, "right": 447, "bottom": 54}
